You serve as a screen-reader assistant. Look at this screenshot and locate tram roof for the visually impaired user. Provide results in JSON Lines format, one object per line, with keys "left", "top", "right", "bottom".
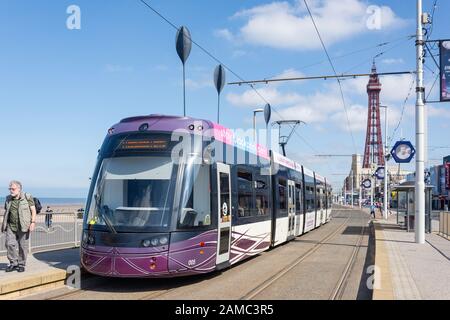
{"left": 109, "top": 114, "right": 327, "bottom": 183}
{"left": 110, "top": 114, "right": 270, "bottom": 160}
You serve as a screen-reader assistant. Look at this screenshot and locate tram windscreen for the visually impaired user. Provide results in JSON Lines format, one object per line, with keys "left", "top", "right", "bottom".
{"left": 87, "top": 156, "right": 175, "bottom": 230}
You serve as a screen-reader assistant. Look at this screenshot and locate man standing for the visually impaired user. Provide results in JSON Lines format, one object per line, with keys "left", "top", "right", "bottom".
{"left": 1, "top": 181, "right": 36, "bottom": 272}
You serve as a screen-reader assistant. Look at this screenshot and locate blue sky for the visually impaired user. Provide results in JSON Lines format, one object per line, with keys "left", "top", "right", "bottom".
{"left": 1, "top": 0, "right": 449, "bottom": 197}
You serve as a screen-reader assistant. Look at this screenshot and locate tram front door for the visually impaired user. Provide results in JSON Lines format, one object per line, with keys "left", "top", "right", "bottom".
{"left": 216, "top": 163, "right": 232, "bottom": 267}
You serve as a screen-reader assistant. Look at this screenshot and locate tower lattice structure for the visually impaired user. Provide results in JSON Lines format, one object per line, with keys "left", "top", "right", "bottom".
{"left": 363, "top": 63, "right": 385, "bottom": 168}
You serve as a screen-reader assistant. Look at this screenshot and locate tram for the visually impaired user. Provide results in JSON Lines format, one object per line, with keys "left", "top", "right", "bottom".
{"left": 81, "top": 114, "right": 332, "bottom": 277}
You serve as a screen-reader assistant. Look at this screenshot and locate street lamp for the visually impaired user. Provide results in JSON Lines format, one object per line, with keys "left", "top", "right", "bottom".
{"left": 253, "top": 108, "right": 264, "bottom": 142}
{"left": 380, "top": 105, "right": 388, "bottom": 220}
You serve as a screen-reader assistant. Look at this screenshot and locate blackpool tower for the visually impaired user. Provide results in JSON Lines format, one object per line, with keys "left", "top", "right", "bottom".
{"left": 363, "top": 62, "right": 385, "bottom": 168}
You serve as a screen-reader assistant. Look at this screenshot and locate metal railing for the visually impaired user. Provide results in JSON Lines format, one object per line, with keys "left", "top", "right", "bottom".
{"left": 0, "top": 212, "right": 83, "bottom": 256}
{"left": 439, "top": 211, "right": 450, "bottom": 240}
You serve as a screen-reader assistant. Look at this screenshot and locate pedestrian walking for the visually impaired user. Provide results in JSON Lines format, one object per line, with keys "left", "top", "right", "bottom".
{"left": 45, "top": 206, "right": 53, "bottom": 230}
{"left": 1, "top": 181, "right": 37, "bottom": 272}
{"left": 370, "top": 203, "right": 376, "bottom": 219}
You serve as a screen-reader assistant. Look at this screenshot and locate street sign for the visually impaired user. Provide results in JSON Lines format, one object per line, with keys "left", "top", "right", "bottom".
{"left": 424, "top": 170, "right": 431, "bottom": 185}
{"left": 445, "top": 162, "right": 450, "bottom": 190}
{"left": 361, "top": 179, "right": 372, "bottom": 189}
{"left": 440, "top": 40, "right": 450, "bottom": 102}
{"left": 374, "top": 166, "right": 385, "bottom": 180}
{"left": 390, "top": 140, "right": 416, "bottom": 163}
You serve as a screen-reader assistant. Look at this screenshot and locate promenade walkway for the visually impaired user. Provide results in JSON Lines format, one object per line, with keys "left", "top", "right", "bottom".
{"left": 0, "top": 248, "right": 80, "bottom": 299}
{"left": 373, "top": 213, "right": 450, "bottom": 300}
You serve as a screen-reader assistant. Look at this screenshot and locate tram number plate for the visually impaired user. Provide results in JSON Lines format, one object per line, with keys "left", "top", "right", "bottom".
{"left": 188, "top": 259, "right": 196, "bottom": 266}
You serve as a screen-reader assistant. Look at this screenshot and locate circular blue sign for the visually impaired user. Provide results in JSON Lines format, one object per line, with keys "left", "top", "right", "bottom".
{"left": 390, "top": 140, "right": 416, "bottom": 163}
{"left": 374, "top": 166, "right": 385, "bottom": 180}
{"left": 362, "top": 179, "right": 372, "bottom": 189}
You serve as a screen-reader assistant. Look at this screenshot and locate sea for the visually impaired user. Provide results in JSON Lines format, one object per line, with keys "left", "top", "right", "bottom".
{"left": 0, "top": 197, "right": 86, "bottom": 206}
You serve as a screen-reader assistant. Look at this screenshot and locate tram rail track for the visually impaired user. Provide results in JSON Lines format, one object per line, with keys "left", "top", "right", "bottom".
{"left": 46, "top": 207, "right": 365, "bottom": 301}
{"left": 329, "top": 210, "right": 368, "bottom": 300}
{"left": 240, "top": 208, "right": 357, "bottom": 300}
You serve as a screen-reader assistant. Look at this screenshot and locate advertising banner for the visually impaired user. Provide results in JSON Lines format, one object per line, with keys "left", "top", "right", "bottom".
{"left": 445, "top": 162, "right": 450, "bottom": 190}
{"left": 440, "top": 40, "right": 450, "bottom": 102}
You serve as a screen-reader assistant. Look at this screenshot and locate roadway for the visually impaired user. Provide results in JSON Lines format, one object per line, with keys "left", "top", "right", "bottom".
{"left": 22, "top": 206, "right": 374, "bottom": 300}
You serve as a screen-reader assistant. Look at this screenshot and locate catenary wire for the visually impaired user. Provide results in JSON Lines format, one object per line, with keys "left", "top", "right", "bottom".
{"left": 303, "top": 0, "right": 358, "bottom": 155}
{"left": 138, "top": 0, "right": 320, "bottom": 156}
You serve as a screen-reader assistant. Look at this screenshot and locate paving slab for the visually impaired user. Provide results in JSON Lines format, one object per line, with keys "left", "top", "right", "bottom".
{"left": 373, "top": 214, "right": 450, "bottom": 300}
{"left": 0, "top": 248, "right": 80, "bottom": 298}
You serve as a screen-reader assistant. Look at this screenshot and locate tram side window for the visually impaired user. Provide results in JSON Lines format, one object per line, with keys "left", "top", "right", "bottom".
{"left": 278, "top": 178, "right": 287, "bottom": 210}
{"left": 306, "top": 183, "right": 315, "bottom": 211}
{"left": 319, "top": 189, "right": 324, "bottom": 209}
{"left": 178, "top": 164, "right": 211, "bottom": 228}
{"left": 237, "top": 169, "right": 254, "bottom": 217}
{"left": 295, "top": 184, "right": 302, "bottom": 213}
{"left": 306, "top": 199, "right": 313, "bottom": 211}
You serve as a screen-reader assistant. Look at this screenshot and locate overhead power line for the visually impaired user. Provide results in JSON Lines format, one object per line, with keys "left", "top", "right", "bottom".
{"left": 388, "top": 75, "right": 416, "bottom": 146}
{"left": 263, "top": 34, "right": 415, "bottom": 80}
{"left": 137, "top": 0, "right": 318, "bottom": 156}
{"left": 228, "top": 71, "right": 415, "bottom": 85}
{"left": 303, "top": 0, "right": 357, "bottom": 154}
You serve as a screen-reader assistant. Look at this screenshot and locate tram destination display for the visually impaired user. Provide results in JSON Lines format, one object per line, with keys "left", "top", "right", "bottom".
{"left": 118, "top": 138, "right": 169, "bottom": 151}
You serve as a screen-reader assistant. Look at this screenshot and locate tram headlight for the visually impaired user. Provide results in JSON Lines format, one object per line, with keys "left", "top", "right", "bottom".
{"left": 159, "top": 236, "right": 169, "bottom": 245}
{"left": 150, "top": 238, "right": 159, "bottom": 246}
{"left": 142, "top": 239, "right": 151, "bottom": 247}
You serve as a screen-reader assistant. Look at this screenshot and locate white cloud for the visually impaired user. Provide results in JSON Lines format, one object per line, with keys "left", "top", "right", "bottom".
{"left": 214, "top": 28, "right": 234, "bottom": 42}
{"left": 227, "top": 72, "right": 416, "bottom": 137}
{"left": 227, "top": 87, "right": 303, "bottom": 107}
{"left": 226, "top": 69, "right": 306, "bottom": 107}
{"left": 226, "top": 0, "right": 407, "bottom": 51}
{"left": 427, "top": 106, "right": 450, "bottom": 119}
{"left": 331, "top": 104, "right": 368, "bottom": 132}
{"left": 338, "top": 73, "right": 415, "bottom": 103}
{"left": 274, "top": 68, "right": 305, "bottom": 80}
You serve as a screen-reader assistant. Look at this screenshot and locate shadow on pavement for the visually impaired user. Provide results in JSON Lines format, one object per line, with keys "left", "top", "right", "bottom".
{"left": 33, "top": 248, "right": 80, "bottom": 270}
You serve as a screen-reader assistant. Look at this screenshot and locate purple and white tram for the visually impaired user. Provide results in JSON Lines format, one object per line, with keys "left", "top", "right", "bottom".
{"left": 81, "top": 114, "right": 332, "bottom": 277}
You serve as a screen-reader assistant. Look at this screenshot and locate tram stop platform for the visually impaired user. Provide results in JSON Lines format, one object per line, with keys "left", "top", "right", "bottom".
{"left": 0, "top": 248, "right": 80, "bottom": 299}
{"left": 373, "top": 213, "right": 450, "bottom": 300}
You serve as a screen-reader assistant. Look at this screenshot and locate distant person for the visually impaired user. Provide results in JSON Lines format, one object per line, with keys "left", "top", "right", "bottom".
{"left": 45, "top": 206, "right": 53, "bottom": 230}
{"left": 370, "top": 204, "right": 376, "bottom": 219}
{"left": 1, "top": 181, "right": 37, "bottom": 273}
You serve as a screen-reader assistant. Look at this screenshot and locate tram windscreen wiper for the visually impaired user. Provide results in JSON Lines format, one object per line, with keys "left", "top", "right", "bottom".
{"left": 99, "top": 205, "right": 117, "bottom": 234}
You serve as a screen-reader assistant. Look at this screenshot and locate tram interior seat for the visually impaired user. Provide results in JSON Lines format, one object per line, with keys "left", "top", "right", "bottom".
{"left": 181, "top": 209, "right": 197, "bottom": 227}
